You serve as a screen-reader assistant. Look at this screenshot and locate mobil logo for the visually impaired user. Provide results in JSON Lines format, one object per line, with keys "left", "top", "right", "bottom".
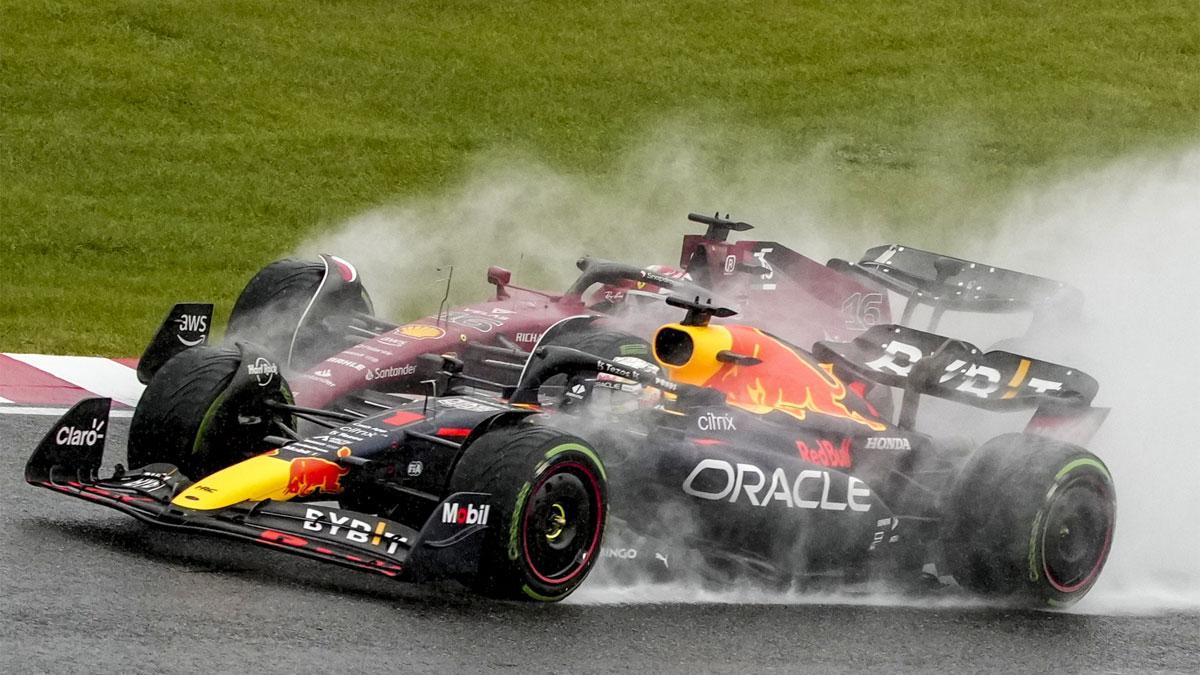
{"left": 286, "top": 455, "right": 349, "bottom": 497}
{"left": 441, "top": 502, "right": 491, "bottom": 526}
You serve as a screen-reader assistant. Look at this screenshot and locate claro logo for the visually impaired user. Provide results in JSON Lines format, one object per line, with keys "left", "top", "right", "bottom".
{"left": 56, "top": 419, "right": 106, "bottom": 447}
{"left": 682, "top": 459, "right": 871, "bottom": 512}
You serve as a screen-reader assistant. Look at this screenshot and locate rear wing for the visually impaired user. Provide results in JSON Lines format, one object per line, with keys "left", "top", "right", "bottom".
{"left": 814, "top": 324, "right": 1107, "bottom": 443}
{"left": 828, "top": 245, "right": 1083, "bottom": 329}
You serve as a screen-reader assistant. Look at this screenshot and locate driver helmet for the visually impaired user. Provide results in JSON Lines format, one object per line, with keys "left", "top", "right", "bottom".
{"left": 564, "top": 355, "right": 663, "bottom": 415}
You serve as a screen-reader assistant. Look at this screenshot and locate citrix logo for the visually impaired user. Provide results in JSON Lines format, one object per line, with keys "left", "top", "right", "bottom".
{"left": 697, "top": 412, "right": 736, "bottom": 431}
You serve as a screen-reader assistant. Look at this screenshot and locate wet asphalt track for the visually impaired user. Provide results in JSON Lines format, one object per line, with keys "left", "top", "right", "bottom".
{"left": 2, "top": 414, "right": 1197, "bottom": 674}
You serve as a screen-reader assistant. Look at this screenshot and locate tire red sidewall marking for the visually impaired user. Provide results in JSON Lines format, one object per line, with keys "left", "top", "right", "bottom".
{"left": 521, "top": 460, "right": 605, "bottom": 586}
{"left": 1043, "top": 478, "right": 1114, "bottom": 594}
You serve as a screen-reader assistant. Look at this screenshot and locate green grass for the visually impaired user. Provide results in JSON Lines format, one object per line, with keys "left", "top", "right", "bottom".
{"left": 2, "top": 0, "right": 1197, "bottom": 354}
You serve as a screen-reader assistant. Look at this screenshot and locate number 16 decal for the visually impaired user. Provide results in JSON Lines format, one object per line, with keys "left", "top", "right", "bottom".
{"left": 842, "top": 292, "right": 884, "bottom": 331}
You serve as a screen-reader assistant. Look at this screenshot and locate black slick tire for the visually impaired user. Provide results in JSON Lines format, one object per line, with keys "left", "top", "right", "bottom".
{"left": 542, "top": 329, "right": 652, "bottom": 363}
{"left": 128, "top": 345, "right": 290, "bottom": 480}
{"left": 227, "top": 257, "right": 371, "bottom": 368}
{"left": 941, "top": 433, "right": 1116, "bottom": 608}
{"left": 448, "top": 424, "right": 608, "bottom": 602}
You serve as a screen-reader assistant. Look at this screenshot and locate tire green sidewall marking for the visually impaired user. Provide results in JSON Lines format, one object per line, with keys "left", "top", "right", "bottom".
{"left": 1029, "top": 456, "right": 1113, "bottom": 587}
{"left": 1028, "top": 508, "right": 1045, "bottom": 582}
{"left": 543, "top": 442, "right": 607, "bottom": 481}
{"left": 521, "top": 584, "right": 566, "bottom": 602}
{"left": 508, "top": 481, "right": 532, "bottom": 561}
{"left": 193, "top": 387, "right": 233, "bottom": 458}
{"left": 1055, "top": 457, "right": 1112, "bottom": 483}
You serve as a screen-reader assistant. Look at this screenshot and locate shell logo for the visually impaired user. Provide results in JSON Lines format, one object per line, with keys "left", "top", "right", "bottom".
{"left": 395, "top": 324, "right": 446, "bottom": 340}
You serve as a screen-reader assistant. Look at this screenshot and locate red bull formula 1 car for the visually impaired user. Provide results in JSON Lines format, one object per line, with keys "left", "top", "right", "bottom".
{"left": 27, "top": 277, "right": 1115, "bottom": 607}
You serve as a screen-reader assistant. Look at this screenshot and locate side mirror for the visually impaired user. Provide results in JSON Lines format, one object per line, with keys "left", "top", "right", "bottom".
{"left": 716, "top": 350, "right": 762, "bottom": 366}
{"left": 487, "top": 266, "right": 512, "bottom": 299}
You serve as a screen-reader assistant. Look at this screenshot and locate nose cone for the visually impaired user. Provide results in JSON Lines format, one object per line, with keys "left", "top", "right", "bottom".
{"left": 172, "top": 453, "right": 295, "bottom": 511}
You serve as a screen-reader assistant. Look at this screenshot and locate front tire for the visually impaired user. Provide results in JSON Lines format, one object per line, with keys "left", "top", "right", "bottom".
{"left": 941, "top": 433, "right": 1116, "bottom": 608}
{"left": 227, "top": 257, "right": 373, "bottom": 368}
{"left": 449, "top": 424, "right": 608, "bottom": 601}
{"left": 128, "top": 345, "right": 293, "bottom": 479}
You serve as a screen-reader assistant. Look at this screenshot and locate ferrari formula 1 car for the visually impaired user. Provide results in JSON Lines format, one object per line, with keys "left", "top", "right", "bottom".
{"left": 27, "top": 286, "right": 1115, "bottom": 606}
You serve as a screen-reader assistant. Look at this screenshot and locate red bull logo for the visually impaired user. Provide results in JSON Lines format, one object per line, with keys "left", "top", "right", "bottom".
{"left": 658, "top": 323, "right": 887, "bottom": 432}
{"left": 286, "top": 455, "right": 349, "bottom": 497}
{"left": 797, "top": 438, "right": 853, "bottom": 468}
{"left": 713, "top": 326, "right": 886, "bottom": 431}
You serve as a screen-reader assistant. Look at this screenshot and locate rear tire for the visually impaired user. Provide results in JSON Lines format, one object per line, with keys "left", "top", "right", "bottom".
{"left": 543, "top": 329, "right": 653, "bottom": 362}
{"left": 128, "top": 345, "right": 292, "bottom": 480}
{"left": 941, "top": 433, "right": 1115, "bottom": 608}
{"left": 227, "top": 257, "right": 373, "bottom": 368}
{"left": 448, "top": 424, "right": 608, "bottom": 601}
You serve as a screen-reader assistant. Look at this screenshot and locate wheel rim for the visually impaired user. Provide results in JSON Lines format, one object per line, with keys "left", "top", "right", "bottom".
{"left": 1042, "top": 476, "right": 1114, "bottom": 593}
{"left": 522, "top": 461, "right": 604, "bottom": 585}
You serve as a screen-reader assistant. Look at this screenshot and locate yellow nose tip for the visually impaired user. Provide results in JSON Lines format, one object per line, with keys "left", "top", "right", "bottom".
{"left": 171, "top": 454, "right": 295, "bottom": 511}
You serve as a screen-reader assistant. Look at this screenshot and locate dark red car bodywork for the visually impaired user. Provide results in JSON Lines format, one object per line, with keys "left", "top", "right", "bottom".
{"left": 290, "top": 228, "right": 891, "bottom": 409}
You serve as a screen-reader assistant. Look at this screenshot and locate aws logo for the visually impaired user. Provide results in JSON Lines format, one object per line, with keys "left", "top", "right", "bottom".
{"left": 175, "top": 313, "right": 208, "bottom": 347}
